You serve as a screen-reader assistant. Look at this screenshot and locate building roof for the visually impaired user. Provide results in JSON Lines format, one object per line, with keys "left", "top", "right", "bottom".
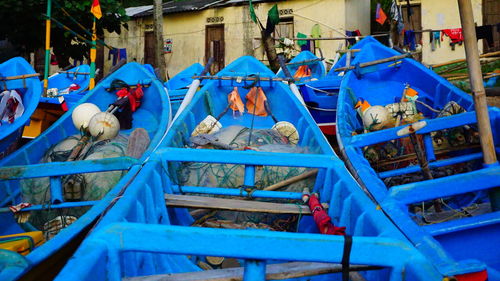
{"left": 125, "top": 5, "right": 153, "bottom": 17}
{"left": 133, "top": 0, "right": 282, "bottom": 18}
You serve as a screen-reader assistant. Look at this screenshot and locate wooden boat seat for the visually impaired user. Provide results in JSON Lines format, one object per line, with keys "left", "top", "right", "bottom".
{"left": 123, "top": 261, "right": 379, "bottom": 281}
{"left": 0, "top": 231, "right": 44, "bottom": 255}
{"left": 165, "top": 194, "right": 328, "bottom": 215}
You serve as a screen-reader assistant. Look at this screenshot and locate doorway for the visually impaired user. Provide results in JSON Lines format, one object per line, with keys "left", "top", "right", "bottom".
{"left": 144, "top": 31, "right": 155, "bottom": 66}
{"left": 205, "top": 24, "right": 225, "bottom": 74}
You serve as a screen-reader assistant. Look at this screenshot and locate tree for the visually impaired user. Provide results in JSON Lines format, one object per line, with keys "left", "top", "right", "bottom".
{"left": 0, "top": 0, "right": 129, "bottom": 67}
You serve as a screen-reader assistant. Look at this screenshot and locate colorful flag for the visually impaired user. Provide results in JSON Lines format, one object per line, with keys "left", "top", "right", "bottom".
{"left": 264, "top": 4, "right": 280, "bottom": 35}
{"left": 249, "top": 0, "right": 257, "bottom": 23}
{"left": 375, "top": 3, "right": 387, "bottom": 25}
{"left": 91, "top": 0, "right": 102, "bottom": 19}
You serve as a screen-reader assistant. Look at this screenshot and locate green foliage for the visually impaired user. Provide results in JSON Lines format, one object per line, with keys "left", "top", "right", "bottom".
{"left": 0, "top": 0, "right": 129, "bottom": 67}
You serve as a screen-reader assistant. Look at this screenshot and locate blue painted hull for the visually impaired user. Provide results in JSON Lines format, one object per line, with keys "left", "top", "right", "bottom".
{"left": 165, "top": 63, "right": 204, "bottom": 116}
{"left": 0, "top": 57, "right": 41, "bottom": 159}
{"left": 55, "top": 56, "right": 441, "bottom": 281}
{"left": 336, "top": 37, "right": 500, "bottom": 279}
{"left": 0, "top": 62, "right": 171, "bottom": 280}
{"left": 299, "top": 38, "right": 379, "bottom": 135}
{"left": 40, "top": 65, "right": 91, "bottom": 109}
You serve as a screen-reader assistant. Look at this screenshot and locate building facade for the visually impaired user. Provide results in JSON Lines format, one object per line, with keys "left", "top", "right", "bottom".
{"left": 104, "top": 0, "right": 371, "bottom": 77}
{"left": 104, "top": 0, "right": 490, "bottom": 77}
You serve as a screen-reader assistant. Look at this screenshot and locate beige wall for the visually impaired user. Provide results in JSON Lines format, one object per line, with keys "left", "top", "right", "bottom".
{"left": 104, "top": 0, "right": 371, "bottom": 77}
{"left": 419, "top": 0, "right": 483, "bottom": 65}
{"left": 345, "top": 0, "right": 371, "bottom": 35}
{"left": 103, "top": 18, "right": 144, "bottom": 75}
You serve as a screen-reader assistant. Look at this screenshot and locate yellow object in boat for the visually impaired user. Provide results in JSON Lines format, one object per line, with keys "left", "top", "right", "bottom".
{"left": 0, "top": 231, "right": 45, "bottom": 255}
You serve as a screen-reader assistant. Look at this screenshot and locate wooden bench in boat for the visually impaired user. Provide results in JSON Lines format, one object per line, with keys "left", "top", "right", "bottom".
{"left": 123, "top": 261, "right": 378, "bottom": 281}
{"left": 165, "top": 194, "right": 328, "bottom": 215}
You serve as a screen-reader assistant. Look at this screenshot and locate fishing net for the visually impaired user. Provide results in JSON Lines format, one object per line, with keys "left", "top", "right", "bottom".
{"left": 172, "top": 125, "right": 315, "bottom": 227}
{"left": 20, "top": 134, "right": 128, "bottom": 238}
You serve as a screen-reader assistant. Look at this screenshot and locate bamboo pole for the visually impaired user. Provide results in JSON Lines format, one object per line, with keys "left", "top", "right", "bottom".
{"left": 431, "top": 50, "right": 500, "bottom": 68}
{"left": 192, "top": 75, "right": 293, "bottom": 82}
{"left": 457, "top": 0, "right": 497, "bottom": 165}
{"left": 43, "top": 0, "right": 52, "bottom": 97}
{"left": 89, "top": 17, "right": 97, "bottom": 90}
{"left": 0, "top": 73, "right": 40, "bottom": 81}
{"left": 264, "top": 169, "right": 318, "bottom": 191}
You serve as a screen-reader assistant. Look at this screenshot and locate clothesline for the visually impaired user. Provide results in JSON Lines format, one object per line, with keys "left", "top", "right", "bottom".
{"left": 255, "top": 34, "right": 390, "bottom": 41}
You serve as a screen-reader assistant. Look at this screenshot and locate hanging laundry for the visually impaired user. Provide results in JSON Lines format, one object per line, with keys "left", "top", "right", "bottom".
{"left": 108, "top": 48, "right": 127, "bottom": 66}
{"left": 430, "top": 31, "right": 441, "bottom": 51}
{"left": 476, "top": 25, "right": 493, "bottom": 47}
{"left": 441, "top": 28, "right": 463, "bottom": 43}
{"left": 404, "top": 30, "right": 416, "bottom": 51}
{"left": 311, "top": 24, "right": 322, "bottom": 48}
{"left": 301, "top": 42, "right": 311, "bottom": 52}
{"left": 375, "top": 3, "right": 388, "bottom": 25}
{"left": 0, "top": 90, "right": 24, "bottom": 124}
{"left": 296, "top": 32, "right": 307, "bottom": 46}
{"left": 345, "top": 30, "right": 362, "bottom": 46}
{"left": 390, "top": 0, "right": 404, "bottom": 33}
{"left": 442, "top": 28, "right": 463, "bottom": 50}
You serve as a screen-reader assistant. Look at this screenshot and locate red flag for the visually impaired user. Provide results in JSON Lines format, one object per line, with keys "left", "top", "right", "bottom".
{"left": 376, "top": 5, "right": 387, "bottom": 25}
{"left": 91, "top": 0, "right": 102, "bottom": 19}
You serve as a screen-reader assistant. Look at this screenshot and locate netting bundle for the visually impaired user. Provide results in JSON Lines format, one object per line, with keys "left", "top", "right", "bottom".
{"left": 20, "top": 134, "right": 128, "bottom": 237}
{"left": 173, "top": 125, "right": 316, "bottom": 227}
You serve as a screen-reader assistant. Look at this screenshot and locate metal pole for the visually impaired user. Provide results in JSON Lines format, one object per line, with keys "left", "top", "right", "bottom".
{"left": 43, "top": 0, "right": 52, "bottom": 97}
{"left": 457, "top": 0, "right": 497, "bottom": 165}
{"left": 89, "top": 17, "right": 97, "bottom": 90}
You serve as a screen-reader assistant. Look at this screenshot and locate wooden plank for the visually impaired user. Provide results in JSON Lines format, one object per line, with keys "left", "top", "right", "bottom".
{"left": 124, "top": 262, "right": 380, "bottom": 281}
{"left": 165, "top": 194, "right": 314, "bottom": 215}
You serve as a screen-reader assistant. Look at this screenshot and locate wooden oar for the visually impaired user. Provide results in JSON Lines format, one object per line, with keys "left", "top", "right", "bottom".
{"left": 126, "top": 128, "right": 151, "bottom": 159}
{"left": 397, "top": 122, "right": 442, "bottom": 212}
{"left": 171, "top": 58, "right": 214, "bottom": 124}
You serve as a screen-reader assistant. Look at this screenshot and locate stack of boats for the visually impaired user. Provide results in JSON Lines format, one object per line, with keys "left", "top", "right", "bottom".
{"left": 0, "top": 37, "right": 498, "bottom": 281}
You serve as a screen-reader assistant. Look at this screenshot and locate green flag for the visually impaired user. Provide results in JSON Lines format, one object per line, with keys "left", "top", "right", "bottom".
{"left": 264, "top": 4, "right": 280, "bottom": 35}
{"left": 267, "top": 4, "right": 280, "bottom": 25}
{"left": 249, "top": 0, "right": 257, "bottom": 23}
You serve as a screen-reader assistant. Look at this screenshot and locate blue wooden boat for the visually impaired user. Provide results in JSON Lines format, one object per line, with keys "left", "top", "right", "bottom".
{"left": 40, "top": 64, "right": 90, "bottom": 109}
{"left": 336, "top": 37, "right": 500, "bottom": 280}
{"left": 165, "top": 63, "right": 204, "bottom": 116}
{"left": 55, "top": 56, "right": 441, "bottom": 281}
{"left": 276, "top": 50, "right": 326, "bottom": 85}
{"left": 300, "top": 37, "right": 382, "bottom": 136}
{"left": 0, "top": 62, "right": 171, "bottom": 280}
{"left": 0, "top": 57, "right": 41, "bottom": 159}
